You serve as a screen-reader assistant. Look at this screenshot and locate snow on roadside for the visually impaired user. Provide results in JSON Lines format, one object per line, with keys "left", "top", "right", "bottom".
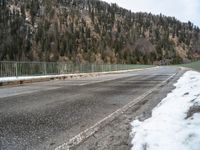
{"left": 130, "top": 71, "right": 200, "bottom": 150}
{"left": 0, "top": 75, "right": 65, "bottom": 82}
{"left": 0, "top": 68, "right": 141, "bottom": 83}
{"left": 0, "top": 73, "right": 93, "bottom": 82}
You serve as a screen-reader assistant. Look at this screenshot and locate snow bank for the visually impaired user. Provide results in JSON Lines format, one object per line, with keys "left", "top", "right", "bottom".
{"left": 131, "top": 71, "right": 200, "bottom": 150}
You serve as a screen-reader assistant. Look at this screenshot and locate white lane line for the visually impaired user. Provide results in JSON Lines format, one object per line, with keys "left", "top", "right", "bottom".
{"left": 55, "top": 72, "right": 177, "bottom": 150}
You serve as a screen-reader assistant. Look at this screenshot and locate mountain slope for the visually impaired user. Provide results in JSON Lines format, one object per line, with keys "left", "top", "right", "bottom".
{"left": 0, "top": 0, "right": 200, "bottom": 64}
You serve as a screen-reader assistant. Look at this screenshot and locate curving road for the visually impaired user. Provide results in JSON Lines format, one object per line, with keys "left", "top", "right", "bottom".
{"left": 0, "top": 67, "right": 180, "bottom": 150}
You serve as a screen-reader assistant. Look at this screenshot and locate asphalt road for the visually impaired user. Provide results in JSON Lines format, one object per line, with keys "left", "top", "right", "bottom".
{"left": 0, "top": 66, "right": 179, "bottom": 150}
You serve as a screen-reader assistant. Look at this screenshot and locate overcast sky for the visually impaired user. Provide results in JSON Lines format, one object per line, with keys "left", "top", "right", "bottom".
{"left": 103, "top": 0, "right": 200, "bottom": 27}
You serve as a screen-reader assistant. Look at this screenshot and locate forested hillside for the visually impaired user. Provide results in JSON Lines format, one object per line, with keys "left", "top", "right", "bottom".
{"left": 0, "top": 0, "right": 200, "bottom": 64}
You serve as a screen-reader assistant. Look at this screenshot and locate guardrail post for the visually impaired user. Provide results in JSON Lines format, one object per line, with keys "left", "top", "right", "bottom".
{"left": 91, "top": 64, "right": 94, "bottom": 72}
{"left": 0, "top": 62, "right": 1, "bottom": 77}
{"left": 15, "top": 62, "right": 18, "bottom": 77}
{"left": 58, "top": 62, "right": 61, "bottom": 74}
{"left": 43, "top": 62, "right": 47, "bottom": 75}
{"left": 80, "top": 64, "right": 82, "bottom": 73}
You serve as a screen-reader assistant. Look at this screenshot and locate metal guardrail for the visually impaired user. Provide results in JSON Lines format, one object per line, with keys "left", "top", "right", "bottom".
{"left": 0, "top": 61, "right": 149, "bottom": 77}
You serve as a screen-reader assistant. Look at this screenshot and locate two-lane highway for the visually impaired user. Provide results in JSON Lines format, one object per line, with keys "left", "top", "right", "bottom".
{"left": 0, "top": 67, "right": 179, "bottom": 150}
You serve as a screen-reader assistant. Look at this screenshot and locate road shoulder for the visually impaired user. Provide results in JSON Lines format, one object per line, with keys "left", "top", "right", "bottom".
{"left": 75, "top": 69, "right": 185, "bottom": 150}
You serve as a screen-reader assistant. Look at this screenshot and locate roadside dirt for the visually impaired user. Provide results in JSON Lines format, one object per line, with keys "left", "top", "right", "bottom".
{"left": 75, "top": 70, "right": 185, "bottom": 150}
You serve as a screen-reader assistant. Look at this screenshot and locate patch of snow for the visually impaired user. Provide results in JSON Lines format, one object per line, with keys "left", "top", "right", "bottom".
{"left": 130, "top": 71, "right": 200, "bottom": 150}
{"left": 0, "top": 74, "right": 72, "bottom": 82}
{"left": 0, "top": 68, "right": 145, "bottom": 83}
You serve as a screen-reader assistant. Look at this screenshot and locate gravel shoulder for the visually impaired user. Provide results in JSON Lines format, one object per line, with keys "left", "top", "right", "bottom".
{"left": 75, "top": 69, "right": 186, "bottom": 150}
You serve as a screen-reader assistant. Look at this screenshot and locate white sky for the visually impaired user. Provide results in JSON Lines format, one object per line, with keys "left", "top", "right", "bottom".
{"left": 103, "top": 0, "right": 200, "bottom": 27}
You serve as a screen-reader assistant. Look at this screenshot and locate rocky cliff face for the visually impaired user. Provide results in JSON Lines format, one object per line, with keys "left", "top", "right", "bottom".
{"left": 0, "top": 0, "right": 200, "bottom": 64}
